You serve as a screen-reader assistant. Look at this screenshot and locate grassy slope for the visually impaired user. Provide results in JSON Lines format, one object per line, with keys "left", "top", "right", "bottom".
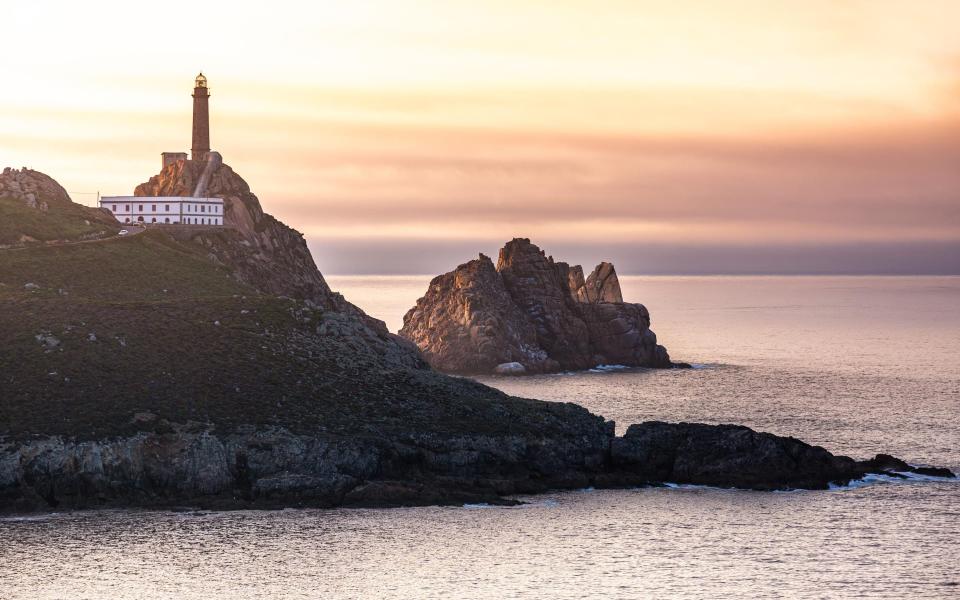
{"left": 0, "top": 197, "right": 119, "bottom": 245}
{"left": 0, "top": 231, "right": 596, "bottom": 441}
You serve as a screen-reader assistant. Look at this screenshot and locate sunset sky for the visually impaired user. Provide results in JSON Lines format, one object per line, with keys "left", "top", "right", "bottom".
{"left": 3, "top": 0, "right": 958, "bottom": 273}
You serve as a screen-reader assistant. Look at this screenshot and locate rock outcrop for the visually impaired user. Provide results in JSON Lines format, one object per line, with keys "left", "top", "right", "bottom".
{"left": 585, "top": 262, "right": 623, "bottom": 303}
{"left": 0, "top": 168, "right": 118, "bottom": 245}
{"left": 609, "top": 422, "right": 859, "bottom": 490}
{"left": 400, "top": 238, "right": 677, "bottom": 374}
{"left": 0, "top": 167, "right": 72, "bottom": 211}
{"left": 1, "top": 420, "right": 952, "bottom": 512}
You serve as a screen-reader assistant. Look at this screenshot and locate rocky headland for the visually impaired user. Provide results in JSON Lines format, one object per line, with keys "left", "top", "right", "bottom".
{"left": 400, "top": 238, "right": 680, "bottom": 374}
{"left": 0, "top": 166, "right": 953, "bottom": 513}
{"left": 134, "top": 158, "right": 424, "bottom": 370}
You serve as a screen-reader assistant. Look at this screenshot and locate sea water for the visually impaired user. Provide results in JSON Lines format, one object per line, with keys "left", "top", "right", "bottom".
{"left": 2, "top": 276, "right": 958, "bottom": 599}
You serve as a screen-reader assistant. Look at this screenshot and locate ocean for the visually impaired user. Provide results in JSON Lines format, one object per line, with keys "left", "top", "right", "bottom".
{"left": 2, "top": 276, "right": 958, "bottom": 599}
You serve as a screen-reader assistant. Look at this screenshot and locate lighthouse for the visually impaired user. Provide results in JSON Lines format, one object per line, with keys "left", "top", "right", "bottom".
{"left": 191, "top": 72, "right": 210, "bottom": 162}
{"left": 100, "top": 73, "right": 225, "bottom": 227}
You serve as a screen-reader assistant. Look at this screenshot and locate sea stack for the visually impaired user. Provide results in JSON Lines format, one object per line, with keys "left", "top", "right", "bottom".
{"left": 400, "top": 238, "right": 680, "bottom": 374}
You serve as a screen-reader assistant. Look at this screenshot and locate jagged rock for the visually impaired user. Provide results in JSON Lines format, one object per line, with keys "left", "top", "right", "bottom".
{"left": 567, "top": 262, "right": 622, "bottom": 304}
{"left": 497, "top": 241, "right": 593, "bottom": 370}
{"left": 401, "top": 238, "right": 676, "bottom": 373}
{"left": 584, "top": 262, "right": 623, "bottom": 303}
{"left": 400, "top": 253, "right": 550, "bottom": 373}
{"left": 567, "top": 265, "right": 588, "bottom": 303}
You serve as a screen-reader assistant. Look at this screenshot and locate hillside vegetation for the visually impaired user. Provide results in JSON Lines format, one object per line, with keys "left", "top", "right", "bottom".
{"left": 0, "top": 169, "right": 118, "bottom": 246}
{"left": 0, "top": 231, "right": 592, "bottom": 441}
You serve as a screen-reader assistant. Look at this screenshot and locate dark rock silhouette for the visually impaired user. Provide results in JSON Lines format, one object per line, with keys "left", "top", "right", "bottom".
{"left": 610, "top": 422, "right": 862, "bottom": 490}
{"left": 401, "top": 238, "right": 677, "bottom": 374}
{"left": 1, "top": 420, "right": 952, "bottom": 512}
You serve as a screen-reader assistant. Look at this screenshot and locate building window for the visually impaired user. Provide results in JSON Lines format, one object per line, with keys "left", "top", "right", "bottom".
{"left": 201, "top": 205, "right": 206, "bottom": 213}
{"left": 164, "top": 217, "right": 170, "bottom": 223}
{"left": 151, "top": 204, "right": 156, "bottom": 212}
{"left": 125, "top": 217, "right": 130, "bottom": 223}
{"left": 151, "top": 217, "right": 156, "bottom": 223}
{"left": 125, "top": 205, "right": 130, "bottom": 211}
{"left": 138, "top": 204, "right": 143, "bottom": 211}
{"left": 165, "top": 204, "right": 170, "bottom": 212}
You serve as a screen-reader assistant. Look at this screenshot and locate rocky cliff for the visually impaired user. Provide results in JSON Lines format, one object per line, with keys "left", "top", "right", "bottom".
{"left": 136, "top": 159, "right": 334, "bottom": 305}
{"left": 400, "top": 238, "right": 676, "bottom": 374}
{"left": 0, "top": 168, "right": 118, "bottom": 246}
{"left": 135, "top": 158, "right": 422, "bottom": 370}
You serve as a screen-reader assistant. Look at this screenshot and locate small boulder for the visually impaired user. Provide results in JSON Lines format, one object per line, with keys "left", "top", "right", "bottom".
{"left": 494, "top": 362, "right": 526, "bottom": 375}
{"left": 35, "top": 332, "right": 61, "bottom": 351}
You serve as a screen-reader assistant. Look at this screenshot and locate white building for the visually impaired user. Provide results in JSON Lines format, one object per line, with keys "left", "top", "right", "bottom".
{"left": 99, "top": 196, "right": 224, "bottom": 226}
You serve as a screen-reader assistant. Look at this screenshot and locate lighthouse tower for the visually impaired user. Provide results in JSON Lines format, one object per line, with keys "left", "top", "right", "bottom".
{"left": 102, "top": 73, "right": 225, "bottom": 227}
{"left": 191, "top": 72, "right": 210, "bottom": 162}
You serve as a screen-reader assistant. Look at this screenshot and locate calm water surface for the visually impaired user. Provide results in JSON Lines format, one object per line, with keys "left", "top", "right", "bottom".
{"left": 3, "top": 276, "right": 958, "bottom": 599}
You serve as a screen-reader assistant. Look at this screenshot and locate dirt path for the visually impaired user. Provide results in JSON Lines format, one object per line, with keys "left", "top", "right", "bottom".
{"left": 0, "top": 225, "right": 146, "bottom": 253}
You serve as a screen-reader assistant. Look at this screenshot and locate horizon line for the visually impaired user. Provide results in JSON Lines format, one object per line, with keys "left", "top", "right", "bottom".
{"left": 324, "top": 272, "right": 960, "bottom": 278}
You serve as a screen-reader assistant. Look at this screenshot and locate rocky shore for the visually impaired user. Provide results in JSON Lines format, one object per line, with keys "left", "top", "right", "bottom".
{"left": 1, "top": 164, "right": 953, "bottom": 514}
{"left": 400, "top": 238, "right": 683, "bottom": 374}
{"left": 1, "top": 419, "right": 953, "bottom": 513}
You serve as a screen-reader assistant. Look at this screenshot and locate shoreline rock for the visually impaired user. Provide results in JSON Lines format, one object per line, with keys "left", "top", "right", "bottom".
{"left": 1, "top": 421, "right": 952, "bottom": 514}
{"left": 401, "top": 238, "right": 683, "bottom": 374}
